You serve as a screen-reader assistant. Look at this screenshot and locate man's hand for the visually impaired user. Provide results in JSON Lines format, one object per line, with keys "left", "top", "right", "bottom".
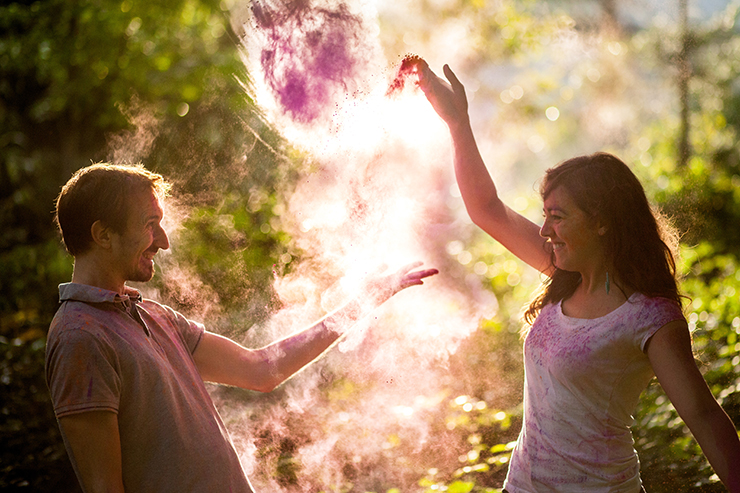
{"left": 195, "top": 262, "right": 438, "bottom": 392}
{"left": 362, "top": 262, "right": 439, "bottom": 307}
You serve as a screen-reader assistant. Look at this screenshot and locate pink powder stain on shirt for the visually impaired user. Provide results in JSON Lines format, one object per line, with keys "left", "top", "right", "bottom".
{"left": 506, "top": 295, "right": 686, "bottom": 490}
{"left": 86, "top": 376, "right": 95, "bottom": 399}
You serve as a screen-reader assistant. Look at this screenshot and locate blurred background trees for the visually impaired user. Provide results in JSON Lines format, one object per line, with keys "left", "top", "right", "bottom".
{"left": 1, "top": 0, "right": 293, "bottom": 488}
{"left": 2, "top": 0, "right": 740, "bottom": 491}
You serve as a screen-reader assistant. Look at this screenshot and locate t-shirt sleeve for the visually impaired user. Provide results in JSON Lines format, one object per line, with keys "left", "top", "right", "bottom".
{"left": 637, "top": 297, "right": 686, "bottom": 352}
{"left": 46, "top": 324, "right": 121, "bottom": 418}
{"left": 146, "top": 302, "right": 205, "bottom": 354}
{"left": 173, "top": 311, "right": 205, "bottom": 354}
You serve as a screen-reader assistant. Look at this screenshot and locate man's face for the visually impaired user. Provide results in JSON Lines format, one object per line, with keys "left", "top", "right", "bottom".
{"left": 110, "top": 188, "right": 170, "bottom": 284}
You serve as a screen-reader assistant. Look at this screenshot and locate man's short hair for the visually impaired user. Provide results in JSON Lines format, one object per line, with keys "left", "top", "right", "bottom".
{"left": 55, "top": 163, "right": 171, "bottom": 256}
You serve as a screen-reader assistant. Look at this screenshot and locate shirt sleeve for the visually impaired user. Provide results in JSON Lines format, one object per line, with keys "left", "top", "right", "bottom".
{"left": 171, "top": 309, "right": 205, "bottom": 354}
{"left": 637, "top": 296, "right": 686, "bottom": 351}
{"left": 46, "top": 321, "right": 121, "bottom": 418}
{"left": 140, "top": 301, "right": 205, "bottom": 354}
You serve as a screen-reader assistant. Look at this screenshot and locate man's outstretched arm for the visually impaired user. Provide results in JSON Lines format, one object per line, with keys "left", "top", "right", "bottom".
{"left": 193, "top": 263, "right": 437, "bottom": 392}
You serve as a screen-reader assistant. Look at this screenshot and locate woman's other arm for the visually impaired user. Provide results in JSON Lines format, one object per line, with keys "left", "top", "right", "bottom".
{"left": 647, "top": 320, "right": 740, "bottom": 492}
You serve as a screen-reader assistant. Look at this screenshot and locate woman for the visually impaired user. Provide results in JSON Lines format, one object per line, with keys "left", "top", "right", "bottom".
{"left": 419, "top": 63, "right": 740, "bottom": 492}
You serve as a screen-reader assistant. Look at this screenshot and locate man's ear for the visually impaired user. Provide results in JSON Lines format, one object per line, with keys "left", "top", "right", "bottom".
{"left": 595, "top": 217, "right": 608, "bottom": 236}
{"left": 90, "top": 220, "right": 113, "bottom": 249}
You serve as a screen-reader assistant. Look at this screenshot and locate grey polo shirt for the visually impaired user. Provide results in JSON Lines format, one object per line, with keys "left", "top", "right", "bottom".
{"left": 46, "top": 283, "right": 254, "bottom": 492}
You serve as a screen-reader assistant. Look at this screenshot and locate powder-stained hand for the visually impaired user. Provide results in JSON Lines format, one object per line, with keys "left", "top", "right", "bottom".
{"left": 361, "top": 262, "right": 438, "bottom": 307}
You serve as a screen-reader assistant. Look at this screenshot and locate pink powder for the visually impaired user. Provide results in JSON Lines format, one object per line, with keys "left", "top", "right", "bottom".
{"left": 386, "top": 54, "right": 426, "bottom": 97}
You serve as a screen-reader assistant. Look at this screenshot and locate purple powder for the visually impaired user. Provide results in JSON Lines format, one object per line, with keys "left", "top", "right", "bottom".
{"left": 252, "top": 0, "right": 368, "bottom": 124}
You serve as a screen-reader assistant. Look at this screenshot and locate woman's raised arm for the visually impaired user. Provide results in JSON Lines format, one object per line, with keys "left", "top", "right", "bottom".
{"left": 419, "top": 63, "right": 551, "bottom": 273}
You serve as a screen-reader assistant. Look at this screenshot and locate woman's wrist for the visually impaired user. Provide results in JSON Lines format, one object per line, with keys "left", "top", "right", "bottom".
{"left": 448, "top": 115, "right": 472, "bottom": 135}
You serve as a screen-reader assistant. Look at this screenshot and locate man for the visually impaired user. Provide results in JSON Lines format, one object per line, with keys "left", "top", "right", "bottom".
{"left": 46, "top": 163, "right": 437, "bottom": 493}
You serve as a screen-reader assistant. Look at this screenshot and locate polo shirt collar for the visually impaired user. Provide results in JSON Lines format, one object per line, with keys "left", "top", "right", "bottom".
{"left": 58, "top": 282, "right": 142, "bottom": 304}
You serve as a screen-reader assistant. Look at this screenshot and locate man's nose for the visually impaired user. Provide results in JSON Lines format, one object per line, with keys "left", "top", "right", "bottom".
{"left": 155, "top": 225, "right": 170, "bottom": 250}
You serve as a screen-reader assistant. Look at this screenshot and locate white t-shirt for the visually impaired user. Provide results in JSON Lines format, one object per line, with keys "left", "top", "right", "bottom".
{"left": 503, "top": 293, "right": 684, "bottom": 493}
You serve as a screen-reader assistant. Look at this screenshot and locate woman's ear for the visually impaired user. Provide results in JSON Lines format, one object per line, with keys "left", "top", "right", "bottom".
{"left": 90, "top": 220, "right": 113, "bottom": 249}
{"left": 598, "top": 226, "right": 607, "bottom": 236}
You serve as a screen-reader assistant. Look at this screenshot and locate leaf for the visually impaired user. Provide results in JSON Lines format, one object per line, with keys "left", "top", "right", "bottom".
{"left": 447, "top": 481, "right": 475, "bottom": 493}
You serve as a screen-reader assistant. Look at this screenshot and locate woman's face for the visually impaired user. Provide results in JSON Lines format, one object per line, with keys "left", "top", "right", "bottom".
{"left": 539, "top": 185, "right": 605, "bottom": 273}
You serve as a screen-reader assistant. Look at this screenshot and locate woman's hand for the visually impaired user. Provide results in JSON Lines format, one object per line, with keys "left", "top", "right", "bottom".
{"left": 418, "top": 63, "right": 470, "bottom": 130}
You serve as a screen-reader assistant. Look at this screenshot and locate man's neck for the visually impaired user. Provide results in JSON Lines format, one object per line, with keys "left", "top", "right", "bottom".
{"left": 72, "top": 254, "right": 126, "bottom": 295}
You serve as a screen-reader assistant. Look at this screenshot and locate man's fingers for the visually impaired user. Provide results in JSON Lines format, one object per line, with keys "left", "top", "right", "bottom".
{"left": 406, "top": 268, "right": 439, "bottom": 280}
{"left": 395, "top": 261, "right": 424, "bottom": 277}
{"left": 398, "top": 268, "right": 439, "bottom": 292}
{"left": 365, "top": 263, "right": 437, "bottom": 299}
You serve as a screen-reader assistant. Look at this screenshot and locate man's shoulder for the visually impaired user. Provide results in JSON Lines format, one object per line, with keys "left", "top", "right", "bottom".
{"left": 51, "top": 296, "right": 112, "bottom": 324}
{"left": 138, "top": 297, "right": 182, "bottom": 323}
{"left": 59, "top": 282, "right": 120, "bottom": 303}
{"left": 139, "top": 297, "right": 205, "bottom": 339}
{"left": 48, "top": 300, "right": 116, "bottom": 341}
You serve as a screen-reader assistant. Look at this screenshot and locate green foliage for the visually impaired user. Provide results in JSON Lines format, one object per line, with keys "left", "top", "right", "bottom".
{"left": 415, "top": 395, "right": 517, "bottom": 493}
{"left": 162, "top": 189, "right": 299, "bottom": 332}
{"left": 1, "top": 0, "right": 296, "bottom": 489}
{"left": 0, "top": 239, "right": 72, "bottom": 339}
{"left": 4, "top": 0, "right": 740, "bottom": 491}
{"left": 0, "top": 337, "right": 79, "bottom": 491}
{"left": 625, "top": 9, "right": 740, "bottom": 489}
{"left": 635, "top": 242, "right": 740, "bottom": 491}
{"left": 0, "top": 0, "right": 244, "bottom": 249}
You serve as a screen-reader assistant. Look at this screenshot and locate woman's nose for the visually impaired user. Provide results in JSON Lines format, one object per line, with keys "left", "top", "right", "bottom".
{"left": 539, "top": 218, "right": 551, "bottom": 238}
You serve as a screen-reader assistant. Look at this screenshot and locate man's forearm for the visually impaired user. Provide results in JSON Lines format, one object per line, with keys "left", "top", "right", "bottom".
{"left": 260, "top": 298, "right": 368, "bottom": 387}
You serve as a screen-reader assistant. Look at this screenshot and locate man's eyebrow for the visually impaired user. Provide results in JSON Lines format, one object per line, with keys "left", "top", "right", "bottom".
{"left": 143, "top": 211, "right": 163, "bottom": 222}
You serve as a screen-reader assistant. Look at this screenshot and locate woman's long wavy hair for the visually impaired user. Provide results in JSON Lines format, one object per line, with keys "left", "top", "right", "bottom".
{"left": 523, "top": 152, "right": 683, "bottom": 325}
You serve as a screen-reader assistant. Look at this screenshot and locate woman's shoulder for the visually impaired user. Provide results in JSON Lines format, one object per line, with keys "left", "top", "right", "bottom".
{"left": 628, "top": 292, "right": 685, "bottom": 322}
{"left": 631, "top": 292, "right": 682, "bottom": 308}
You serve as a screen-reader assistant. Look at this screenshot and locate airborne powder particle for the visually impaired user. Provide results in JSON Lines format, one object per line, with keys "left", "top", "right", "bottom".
{"left": 386, "top": 53, "right": 426, "bottom": 97}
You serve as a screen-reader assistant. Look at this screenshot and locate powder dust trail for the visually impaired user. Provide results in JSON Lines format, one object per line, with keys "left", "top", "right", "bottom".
{"left": 244, "top": 0, "right": 380, "bottom": 126}
{"left": 226, "top": 2, "right": 501, "bottom": 490}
